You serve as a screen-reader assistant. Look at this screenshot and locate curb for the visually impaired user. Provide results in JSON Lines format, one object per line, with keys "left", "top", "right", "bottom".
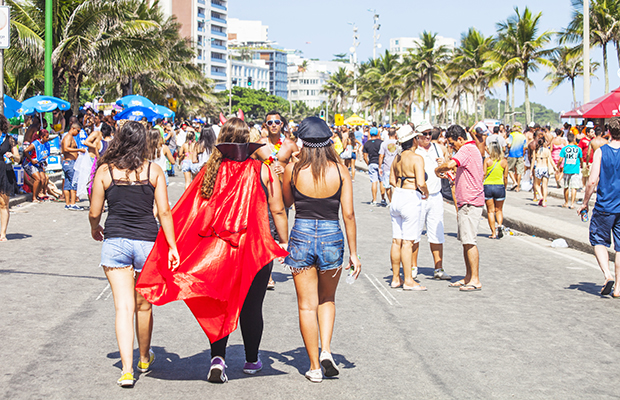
{"left": 9, "top": 172, "right": 63, "bottom": 208}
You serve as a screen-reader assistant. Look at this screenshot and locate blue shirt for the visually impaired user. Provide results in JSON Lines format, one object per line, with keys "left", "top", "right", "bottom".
{"left": 559, "top": 144, "right": 582, "bottom": 175}
{"left": 507, "top": 132, "right": 525, "bottom": 158}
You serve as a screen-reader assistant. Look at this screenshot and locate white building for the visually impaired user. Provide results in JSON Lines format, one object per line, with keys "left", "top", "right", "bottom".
{"left": 287, "top": 58, "right": 354, "bottom": 109}
{"left": 389, "top": 36, "right": 457, "bottom": 58}
{"left": 228, "top": 18, "right": 268, "bottom": 45}
{"left": 159, "top": 0, "right": 229, "bottom": 92}
{"left": 230, "top": 59, "right": 270, "bottom": 91}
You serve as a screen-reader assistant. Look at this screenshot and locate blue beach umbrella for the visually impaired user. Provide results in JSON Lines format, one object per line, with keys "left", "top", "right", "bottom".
{"left": 3, "top": 95, "right": 23, "bottom": 119}
{"left": 151, "top": 104, "right": 175, "bottom": 120}
{"left": 21, "top": 95, "right": 71, "bottom": 115}
{"left": 114, "top": 106, "right": 162, "bottom": 122}
{"left": 116, "top": 95, "right": 155, "bottom": 109}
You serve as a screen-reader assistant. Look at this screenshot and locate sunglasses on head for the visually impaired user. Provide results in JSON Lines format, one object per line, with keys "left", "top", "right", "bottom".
{"left": 266, "top": 120, "right": 282, "bottom": 126}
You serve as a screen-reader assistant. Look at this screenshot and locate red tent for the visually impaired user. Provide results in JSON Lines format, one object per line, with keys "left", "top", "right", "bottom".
{"left": 562, "top": 86, "right": 620, "bottom": 118}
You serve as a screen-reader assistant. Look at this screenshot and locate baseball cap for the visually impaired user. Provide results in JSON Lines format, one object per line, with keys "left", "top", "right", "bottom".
{"left": 586, "top": 121, "right": 594, "bottom": 128}
{"left": 370, "top": 127, "right": 379, "bottom": 136}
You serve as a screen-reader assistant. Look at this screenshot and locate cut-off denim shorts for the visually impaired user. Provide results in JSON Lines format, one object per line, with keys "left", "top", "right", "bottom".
{"left": 284, "top": 219, "right": 345, "bottom": 273}
{"left": 100, "top": 237, "right": 155, "bottom": 273}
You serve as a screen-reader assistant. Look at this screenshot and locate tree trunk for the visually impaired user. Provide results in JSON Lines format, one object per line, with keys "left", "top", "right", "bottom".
{"left": 473, "top": 86, "right": 478, "bottom": 122}
{"left": 505, "top": 82, "right": 510, "bottom": 124}
{"left": 67, "top": 70, "right": 80, "bottom": 115}
{"left": 524, "top": 70, "right": 531, "bottom": 125}
{"left": 571, "top": 78, "right": 577, "bottom": 107}
{"left": 427, "top": 74, "right": 433, "bottom": 123}
{"left": 53, "top": 67, "right": 65, "bottom": 99}
{"left": 603, "top": 42, "right": 609, "bottom": 93}
{"left": 511, "top": 80, "right": 516, "bottom": 125}
{"left": 121, "top": 78, "right": 132, "bottom": 97}
{"left": 457, "top": 93, "right": 462, "bottom": 125}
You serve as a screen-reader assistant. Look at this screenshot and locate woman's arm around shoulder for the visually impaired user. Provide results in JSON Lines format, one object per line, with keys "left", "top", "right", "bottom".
{"left": 281, "top": 162, "right": 295, "bottom": 209}
{"left": 151, "top": 162, "right": 179, "bottom": 270}
{"left": 262, "top": 162, "right": 288, "bottom": 246}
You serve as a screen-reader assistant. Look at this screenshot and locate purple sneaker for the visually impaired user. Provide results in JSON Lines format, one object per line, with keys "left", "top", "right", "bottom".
{"left": 243, "top": 357, "right": 263, "bottom": 375}
{"left": 207, "top": 356, "right": 228, "bottom": 383}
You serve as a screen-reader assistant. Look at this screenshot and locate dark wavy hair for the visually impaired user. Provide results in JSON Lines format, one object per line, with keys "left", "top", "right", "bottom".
{"left": 293, "top": 143, "right": 342, "bottom": 187}
{"left": 0, "top": 114, "right": 9, "bottom": 133}
{"left": 197, "top": 125, "right": 217, "bottom": 154}
{"left": 200, "top": 118, "right": 249, "bottom": 199}
{"left": 98, "top": 121, "right": 148, "bottom": 178}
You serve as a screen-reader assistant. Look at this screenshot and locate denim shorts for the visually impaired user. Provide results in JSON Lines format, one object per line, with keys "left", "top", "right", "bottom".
{"left": 368, "top": 163, "right": 380, "bottom": 183}
{"left": 100, "top": 237, "right": 155, "bottom": 272}
{"left": 181, "top": 159, "right": 192, "bottom": 172}
{"left": 484, "top": 184, "right": 506, "bottom": 201}
{"left": 62, "top": 159, "right": 77, "bottom": 191}
{"left": 284, "top": 219, "right": 345, "bottom": 272}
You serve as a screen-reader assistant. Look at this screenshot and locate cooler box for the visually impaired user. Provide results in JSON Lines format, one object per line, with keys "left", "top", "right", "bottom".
{"left": 46, "top": 155, "right": 62, "bottom": 172}
{"left": 49, "top": 136, "right": 61, "bottom": 154}
{"left": 13, "top": 165, "right": 24, "bottom": 186}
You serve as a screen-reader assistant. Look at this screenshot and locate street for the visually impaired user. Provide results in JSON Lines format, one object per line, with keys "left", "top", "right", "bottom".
{"left": 1, "top": 170, "right": 619, "bottom": 400}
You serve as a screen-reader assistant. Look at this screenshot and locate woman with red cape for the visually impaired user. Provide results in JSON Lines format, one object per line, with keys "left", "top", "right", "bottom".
{"left": 136, "top": 118, "right": 289, "bottom": 383}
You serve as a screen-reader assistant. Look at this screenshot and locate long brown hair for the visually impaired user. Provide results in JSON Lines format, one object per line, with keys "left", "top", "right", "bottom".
{"left": 98, "top": 121, "right": 148, "bottom": 179}
{"left": 200, "top": 118, "right": 249, "bottom": 199}
{"left": 293, "top": 144, "right": 341, "bottom": 187}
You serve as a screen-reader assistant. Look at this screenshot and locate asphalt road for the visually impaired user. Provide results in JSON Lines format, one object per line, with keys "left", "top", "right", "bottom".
{"left": 2, "top": 170, "right": 620, "bottom": 400}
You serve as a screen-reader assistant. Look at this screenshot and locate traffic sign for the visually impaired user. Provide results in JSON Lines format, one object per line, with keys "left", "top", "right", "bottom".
{"left": 335, "top": 114, "right": 344, "bottom": 126}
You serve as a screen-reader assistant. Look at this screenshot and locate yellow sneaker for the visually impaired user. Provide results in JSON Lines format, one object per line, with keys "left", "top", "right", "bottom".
{"left": 137, "top": 349, "right": 155, "bottom": 372}
{"left": 117, "top": 372, "right": 135, "bottom": 387}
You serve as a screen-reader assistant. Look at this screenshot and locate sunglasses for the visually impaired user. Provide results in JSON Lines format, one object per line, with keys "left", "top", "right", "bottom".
{"left": 421, "top": 132, "right": 432, "bottom": 137}
{"left": 266, "top": 120, "right": 282, "bottom": 126}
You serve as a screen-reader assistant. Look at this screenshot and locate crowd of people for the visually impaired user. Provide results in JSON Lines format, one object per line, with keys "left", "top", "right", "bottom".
{"left": 5, "top": 104, "right": 620, "bottom": 388}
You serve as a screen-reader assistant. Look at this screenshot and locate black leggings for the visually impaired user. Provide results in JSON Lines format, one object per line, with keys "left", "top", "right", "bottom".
{"left": 210, "top": 262, "right": 273, "bottom": 363}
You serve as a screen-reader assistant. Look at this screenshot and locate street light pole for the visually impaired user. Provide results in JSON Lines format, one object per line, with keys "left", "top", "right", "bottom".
{"left": 583, "top": 0, "right": 590, "bottom": 102}
{"left": 0, "top": 0, "right": 4, "bottom": 115}
{"left": 45, "top": 0, "right": 53, "bottom": 97}
{"left": 368, "top": 10, "right": 380, "bottom": 60}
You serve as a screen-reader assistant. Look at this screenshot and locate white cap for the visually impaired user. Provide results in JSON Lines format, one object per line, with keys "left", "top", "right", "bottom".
{"left": 415, "top": 120, "right": 433, "bottom": 133}
{"left": 397, "top": 124, "right": 419, "bottom": 143}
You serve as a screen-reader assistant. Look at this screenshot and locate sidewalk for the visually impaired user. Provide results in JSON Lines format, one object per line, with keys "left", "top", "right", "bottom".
{"left": 355, "top": 161, "right": 599, "bottom": 255}
{"left": 8, "top": 172, "right": 63, "bottom": 208}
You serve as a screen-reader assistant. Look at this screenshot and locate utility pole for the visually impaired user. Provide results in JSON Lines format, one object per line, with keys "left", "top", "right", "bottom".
{"left": 228, "top": 49, "right": 232, "bottom": 115}
{"left": 368, "top": 10, "right": 380, "bottom": 60}
{"left": 45, "top": 0, "right": 52, "bottom": 97}
{"left": 584, "top": 0, "right": 590, "bottom": 102}
{"left": 348, "top": 23, "right": 360, "bottom": 112}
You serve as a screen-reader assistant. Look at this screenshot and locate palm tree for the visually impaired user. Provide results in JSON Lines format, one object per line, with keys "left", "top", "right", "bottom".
{"left": 545, "top": 46, "right": 599, "bottom": 106}
{"left": 356, "top": 51, "right": 400, "bottom": 123}
{"left": 411, "top": 31, "right": 451, "bottom": 123}
{"left": 496, "top": 7, "right": 555, "bottom": 124}
{"left": 561, "top": 0, "right": 620, "bottom": 94}
{"left": 451, "top": 28, "right": 494, "bottom": 122}
{"left": 323, "top": 66, "right": 352, "bottom": 113}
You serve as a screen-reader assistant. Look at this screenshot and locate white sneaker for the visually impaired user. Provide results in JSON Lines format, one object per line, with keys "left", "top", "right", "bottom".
{"left": 319, "top": 351, "right": 339, "bottom": 377}
{"left": 305, "top": 368, "right": 323, "bottom": 383}
{"left": 433, "top": 268, "right": 452, "bottom": 280}
{"left": 412, "top": 267, "right": 418, "bottom": 279}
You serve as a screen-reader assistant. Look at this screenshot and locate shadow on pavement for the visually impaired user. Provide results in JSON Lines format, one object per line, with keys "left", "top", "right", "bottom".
{"left": 105, "top": 345, "right": 353, "bottom": 382}
{"left": 5, "top": 233, "right": 32, "bottom": 240}
{"left": 271, "top": 271, "right": 292, "bottom": 284}
{"left": 0, "top": 269, "right": 106, "bottom": 281}
{"left": 565, "top": 282, "right": 606, "bottom": 296}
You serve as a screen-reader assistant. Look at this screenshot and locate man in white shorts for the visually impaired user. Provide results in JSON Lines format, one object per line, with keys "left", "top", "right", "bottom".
{"left": 413, "top": 121, "right": 451, "bottom": 280}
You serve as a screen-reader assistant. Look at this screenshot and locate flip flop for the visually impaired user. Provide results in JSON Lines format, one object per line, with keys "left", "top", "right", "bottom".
{"left": 611, "top": 293, "right": 620, "bottom": 299}
{"left": 601, "top": 280, "right": 614, "bottom": 296}
{"left": 459, "top": 284, "right": 482, "bottom": 292}
{"left": 448, "top": 280, "right": 465, "bottom": 288}
{"left": 403, "top": 285, "right": 427, "bottom": 291}
{"left": 0, "top": 237, "right": 7, "bottom": 242}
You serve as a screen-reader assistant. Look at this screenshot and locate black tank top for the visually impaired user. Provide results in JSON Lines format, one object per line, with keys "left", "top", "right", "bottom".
{"left": 103, "top": 163, "right": 159, "bottom": 242}
{"left": 292, "top": 166, "right": 342, "bottom": 221}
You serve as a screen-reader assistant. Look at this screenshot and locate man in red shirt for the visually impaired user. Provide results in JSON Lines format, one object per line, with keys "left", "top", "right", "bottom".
{"left": 436, "top": 125, "right": 484, "bottom": 291}
{"left": 579, "top": 123, "right": 595, "bottom": 188}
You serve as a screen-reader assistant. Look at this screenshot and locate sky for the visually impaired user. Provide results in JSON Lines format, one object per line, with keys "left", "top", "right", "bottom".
{"left": 228, "top": 0, "right": 620, "bottom": 119}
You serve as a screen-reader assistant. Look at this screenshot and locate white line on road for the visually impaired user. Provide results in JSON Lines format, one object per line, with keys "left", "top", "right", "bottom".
{"left": 95, "top": 284, "right": 110, "bottom": 300}
{"left": 371, "top": 274, "right": 401, "bottom": 305}
{"left": 365, "top": 273, "right": 393, "bottom": 306}
{"left": 105, "top": 290, "right": 113, "bottom": 301}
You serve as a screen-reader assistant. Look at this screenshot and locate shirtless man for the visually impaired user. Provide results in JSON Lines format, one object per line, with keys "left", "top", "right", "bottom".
{"left": 256, "top": 110, "right": 299, "bottom": 289}
{"left": 179, "top": 130, "right": 196, "bottom": 189}
{"left": 588, "top": 127, "right": 607, "bottom": 170}
{"left": 61, "top": 123, "right": 86, "bottom": 210}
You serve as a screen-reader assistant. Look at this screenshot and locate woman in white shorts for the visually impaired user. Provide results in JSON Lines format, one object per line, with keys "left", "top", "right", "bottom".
{"left": 388, "top": 125, "right": 428, "bottom": 290}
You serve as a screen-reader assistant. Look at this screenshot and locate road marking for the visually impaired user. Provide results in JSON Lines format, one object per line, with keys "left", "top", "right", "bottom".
{"left": 105, "top": 290, "right": 113, "bottom": 301}
{"left": 364, "top": 273, "right": 393, "bottom": 306}
{"left": 371, "top": 274, "right": 401, "bottom": 305}
{"left": 96, "top": 284, "right": 110, "bottom": 300}
{"left": 512, "top": 236, "right": 600, "bottom": 270}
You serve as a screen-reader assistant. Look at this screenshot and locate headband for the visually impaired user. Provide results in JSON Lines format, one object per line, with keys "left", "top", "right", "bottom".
{"left": 301, "top": 138, "right": 332, "bottom": 148}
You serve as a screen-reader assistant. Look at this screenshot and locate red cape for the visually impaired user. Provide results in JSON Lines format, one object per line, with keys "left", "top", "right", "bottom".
{"left": 136, "top": 158, "right": 288, "bottom": 342}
